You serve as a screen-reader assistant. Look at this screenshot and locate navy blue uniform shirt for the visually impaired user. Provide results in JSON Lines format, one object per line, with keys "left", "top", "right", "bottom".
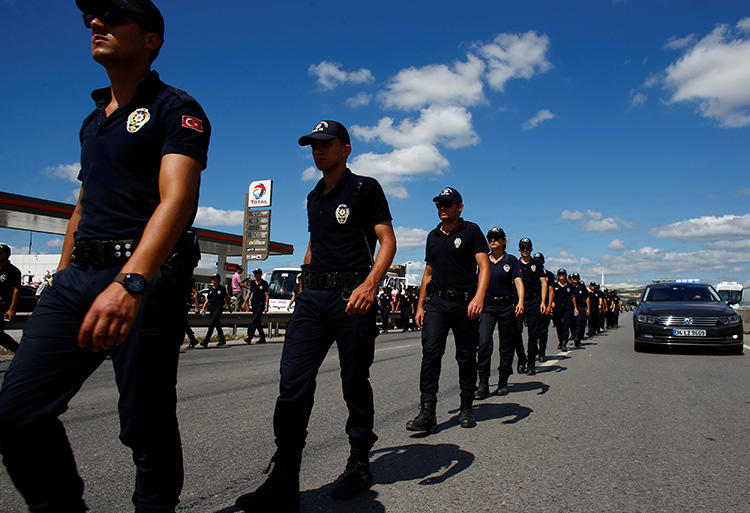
{"left": 573, "top": 283, "right": 588, "bottom": 306}
{"left": 519, "top": 258, "right": 545, "bottom": 298}
{"left": 0, "top": 261, "right": 22, "bottom": 306}
{"left": 306, "top": 169, "right": 391, "bottom": 273}
{"left": 249, "top": 279, "right": 269, "bottom": 306}
{"left": 486, "top": 253, "right": 521, "bottom": 298}
{"left": 425, "top": 219, "right": 489, "bottom": 292}
{"left": 206, "top": 284, "right": 227, "bottom": 310}
{"left": 552, "top": 281, "right": 574, "bottom": 309}
{"left": 77, "top": 71, "right": 211, "bottom": 241}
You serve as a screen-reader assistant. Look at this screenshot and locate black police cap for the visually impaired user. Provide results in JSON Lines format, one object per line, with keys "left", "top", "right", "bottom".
{"left": 589, "top": 281, "right": 597, "bottom": 286}
{"left": 0, "top": 243, "right": 10, "bottom": 256}
{"left": 211, "top": 273, "right": 221, "bottom": 280}
{"left": 519, "top": 237, "right": 532, "bottom": 249}
{"left": 253, "top": 268, "right": 263, "bottom": 274}
{"left": 76, "top": 0, "right": 165, "bottom": 39}
{"left": 432, "top": 187, "right": 462, "bottom": 204}
{"left": 298, "top": 120, "right": 350, "bottom": 146}
{"left": 557, "top": 268, "right": 567, "bottom": 276}
{"left": 533, "top": 252, "right": 544, "bottom": 264}
{"left": 486, "top": 226, "right": 505, "bottom": 240}
{"left": 570, "top": 272, "right": 580, "bottom": 279}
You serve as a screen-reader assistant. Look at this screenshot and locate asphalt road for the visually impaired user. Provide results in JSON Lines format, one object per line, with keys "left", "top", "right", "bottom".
{"left": 1, "top": 312, "right": 749, "bottom": 513}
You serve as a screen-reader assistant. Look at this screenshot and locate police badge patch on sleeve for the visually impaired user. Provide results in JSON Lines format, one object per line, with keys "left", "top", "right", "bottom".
{"left": 336, "top": 204, "right": 350, "bottom": 224}
{"left": 126, "top": 108, "right": 150, "bottom": 133}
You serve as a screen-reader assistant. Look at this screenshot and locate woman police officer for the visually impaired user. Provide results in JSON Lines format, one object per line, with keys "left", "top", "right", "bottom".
{"left": 517, "top": 237, "right": 547, "bottom": 375}
{"left": 475, "top": 227, "right": 524, "bottom": 399}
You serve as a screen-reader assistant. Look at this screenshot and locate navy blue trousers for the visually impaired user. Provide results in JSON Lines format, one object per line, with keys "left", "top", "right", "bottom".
{"left": 204, "top": 307, "right": 226, "bottom": 344}
{"left": 419, "top": 296, "right": 478, "bottom": 397}
{"left": 518, "top": 296, "right": 543, "bottom": 362}
{"left": 554, "top": 307, "right": 574, "bottom": 347}
{"left": 0, "top": 304, "right": 19, "bottom": 352}
{"left": 0, "top": 262, "right": 188, "bottom": 513}
{"left": 538, "top": 313, "right": 551, "bottom": 356}
{"left": 273, "top": 288, "right": 378, "bottom": 453}
{"left": 574, "top": 310, "right": 587, "bottom": 341}
{"left": 478, "top": 304, "right": 518, "bottom": 385}
{"left": 246, "top": 305, "right": 266, "bottom": 342}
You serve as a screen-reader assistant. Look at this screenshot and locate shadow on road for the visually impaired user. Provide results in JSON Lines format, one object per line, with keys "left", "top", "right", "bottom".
{"left": 213, "top": 487, "right": 385, "bottom": 513}
{"left": 535, "top": 364, "right": 567, "bottom": 374}
{"left": 509, "top": 380, "right": 550, "bottom": 395}
{"left": 370, "top": 443, "right": 474, "bottom": 486}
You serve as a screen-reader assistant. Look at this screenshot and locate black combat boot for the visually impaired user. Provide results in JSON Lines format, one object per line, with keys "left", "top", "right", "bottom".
{"left": 458, "top": 393, "right": 477, "bottom": 428}
{"left": 331, "top": 444, "right": 374, "bottom": 500}
{"left": 527, "top": 360, "right": 536, "bottom": 376}
{"left": 495, "top": 373, "right": 509, "bottom": 396}
{"left": 405, "top": 393, "right": 437, "bottom": 433}
{"left": 235, "top": 449, "right": 302, "bottom": 512}
{"left": 475, "top": 374, "right": 490, "bottom": 400}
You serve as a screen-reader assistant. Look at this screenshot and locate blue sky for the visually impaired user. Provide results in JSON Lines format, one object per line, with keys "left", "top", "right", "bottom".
{"left": 1, "top": 0, "right": 749, "bottom": 287}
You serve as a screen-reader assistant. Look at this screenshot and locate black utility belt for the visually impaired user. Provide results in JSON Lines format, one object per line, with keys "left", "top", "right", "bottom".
{"left": 72, "top": 230, "right": 198, "bottom": 269}
{"left": 485, "top": 295, "right": 517, "bottom": 307}
{"left": 432, "top": 287, "right": 474, "bottom": 303}
{"left": 302, "top": 271, "right": 368, "bottom": 290}
{"left": 524, "top": 291, "right": 540, "bottom": 302}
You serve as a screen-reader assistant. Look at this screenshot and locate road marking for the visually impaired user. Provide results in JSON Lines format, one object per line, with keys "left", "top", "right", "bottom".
{"left": 744, "top": 344, "right": 750, "bottom": 351}
{"left": 377, "top": 343, "right": 420, "bottom": 353}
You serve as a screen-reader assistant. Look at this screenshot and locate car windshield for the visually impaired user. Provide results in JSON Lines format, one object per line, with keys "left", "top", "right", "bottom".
{"left": 643, "top": 285, "right": 721, "bottom": 302}
{"left": 718, "top": 290, "right": 742, "bottom": 301}
{"left": 268, "top": 270, "right": 300, "bottom": 300}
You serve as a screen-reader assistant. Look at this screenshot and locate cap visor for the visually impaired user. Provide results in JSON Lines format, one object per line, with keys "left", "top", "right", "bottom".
{"left": 298, "top": 133, "right": 336, "bottom": 146}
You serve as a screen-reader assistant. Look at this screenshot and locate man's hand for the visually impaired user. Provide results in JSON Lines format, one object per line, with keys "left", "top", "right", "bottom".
{"left": 346, "top": 280, "right": 377, "bottom": 315}
{"left": 467, "top": 297, "right": 483, "bottom": 320}
{"left": 3, "top": 309, "right": 14, "bottom": 322}
{"left": 264, "top": 306, "right": 269, "bottom": 313}
{"left": 515, "top": 302, "right": 525, "bottom": 318}
{"left": 539, "top": 303, "right": 546, "bottom": 314}
{"left": 415, "top": 306, "right": 425, "bottom": 328}
{"left": 78, "top": 283, "right": 142, "bottom": 352}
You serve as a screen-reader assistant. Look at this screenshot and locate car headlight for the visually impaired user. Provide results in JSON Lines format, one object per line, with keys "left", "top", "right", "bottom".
{"left": 718, "top": 315, "right": 741, "bottom": 325}
{"left": 636, "top": 314, "right": 657, "bottom": 324}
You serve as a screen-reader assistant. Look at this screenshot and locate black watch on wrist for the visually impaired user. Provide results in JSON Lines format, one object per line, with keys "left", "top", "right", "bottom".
{"left": 114, "top": 273, "right": 148, "bottom": 294}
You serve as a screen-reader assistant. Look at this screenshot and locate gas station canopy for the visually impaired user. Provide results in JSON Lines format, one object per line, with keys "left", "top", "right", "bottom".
{"left": 0, "top": 191, "right": 293, "bottom": 257}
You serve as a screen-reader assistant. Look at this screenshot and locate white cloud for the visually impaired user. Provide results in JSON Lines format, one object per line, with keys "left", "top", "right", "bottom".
{"left": 308, "top": 61, "right": 374, "bottom": 90}
{"left": 46, "top": 238, "right": 64, "bottom": 248}
{"left": 301, "top": 166, "right": 321, "bottom": 181}
{"left": 44, "top": 162, "right": 80, "bottom": 183}
{"left": 582, "top": 218, "right": 619, "bottom": 232}
{"left": 630, "top": 91, "right": 647, "bottom": 106}
{"left": 663, "top": 22, "right": 750, "bottom": 127}
{"left": 608, "top": 239, "right": 626, "bottom": 251}
{"left": 706, "top": 239, "right": 750, "bottom": 249}
{"left": 379, "top": 54, "right": 486, "bottom": 111}
{"left": 665, "top": 34, "right": 696, "bottom": 49}
{"left": 521, "top": 109, "right": 557, "bottom": 130}
{"left": 351, "top": 105, "right": 479, "bottom": 149}
{"left": 560, "top": 209, "right": 584, "bottom": 221}
{"left": 739, "top": 187, "right": 750, "bottom": 196}
{"left": 643, "top": 73, "right": 660, "bottom": 88}
{"left": 346, "top": 93, "right": 372, "bottom": 108}
{"left": 72, "top": 188, "right": 80, "bottom": 202}
{"left": 194, "top": 206, "right": 243, "bottom": 227}
{"left": 394, "top": 226, "right": 429, "bottom": 248}
{"left": 351, "top": 144, "right": 449, "bottom": 198}
{"left": 737, "top": 17, "right": 750, "bottom": 32}
{"left": 650, "top": 213, "right": 750, "bottom": 240}
{"left": 476, "top": 31, "right": 552, "bottom": 92}
{"left": 586, "top": 210, "right": 603, "bottom": 220}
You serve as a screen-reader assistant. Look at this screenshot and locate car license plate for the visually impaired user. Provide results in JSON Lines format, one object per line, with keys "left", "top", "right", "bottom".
{"left": 672, "top": 329, "right": 706, "bottom": 337}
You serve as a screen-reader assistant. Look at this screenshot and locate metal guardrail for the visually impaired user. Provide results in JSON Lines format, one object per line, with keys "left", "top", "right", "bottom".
{"left": 6, "top": 311, "right": 294, "bottom": 337}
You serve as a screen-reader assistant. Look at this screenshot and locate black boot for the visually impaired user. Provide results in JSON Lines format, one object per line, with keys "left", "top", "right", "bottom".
{"left": 406, "top": 394, "right": 437, "bottom": 433}
{"left": 331, "top": 445, "right": 374, "bottom": 500}
{"left": 458, "top": 393, "right": 477, "bottom": 428}
{"left": 495, "top": 375, "right": 509, "bottom": 396}
{"left": 527, "top": 360, "right": 536, "bottom": 376}
{"left": 235, "top": 450, "right": 301, "bottom": 512}
{"left": 475, "top": 374, "right": 490, "bottom": 400}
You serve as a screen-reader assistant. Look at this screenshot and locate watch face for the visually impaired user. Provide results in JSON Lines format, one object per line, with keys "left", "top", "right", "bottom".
{"left": 125, "top": 274, "right": 147, "bottom": 293}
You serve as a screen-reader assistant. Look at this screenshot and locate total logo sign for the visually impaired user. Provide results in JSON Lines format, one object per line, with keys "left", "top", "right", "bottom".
{"left": 248, "top": 180, "right": 272, "bottom": 207}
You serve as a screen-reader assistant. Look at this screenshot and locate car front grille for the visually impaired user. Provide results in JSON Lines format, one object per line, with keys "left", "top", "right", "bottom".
{"left": 656, "top": 316, "right": 719, "bottom": 327}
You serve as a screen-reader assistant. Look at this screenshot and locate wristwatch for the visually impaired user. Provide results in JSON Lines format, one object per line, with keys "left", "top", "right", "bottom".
{"left": 114, "top": 273, "right": 148, "bottom": 294}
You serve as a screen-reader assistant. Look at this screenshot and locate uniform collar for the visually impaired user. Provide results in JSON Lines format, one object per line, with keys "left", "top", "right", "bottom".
{"left": 312, "top": 168, "right": 353, "bottom": 198}
{"left": 90, "top": 70, "right": 162, "bottom": 108}
{"left": 435, "top": 217, "right": 465, "bottom": 237}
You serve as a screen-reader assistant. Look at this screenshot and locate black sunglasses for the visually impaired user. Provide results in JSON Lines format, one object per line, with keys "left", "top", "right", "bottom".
{"left": 487, "top": 235, "right": 503, "bottom": 242}
{"left": 435, "top": 200, "right": 454, "bottom": 209}
{"left": 83, "top": 9, "right": 129, "bottom": 28}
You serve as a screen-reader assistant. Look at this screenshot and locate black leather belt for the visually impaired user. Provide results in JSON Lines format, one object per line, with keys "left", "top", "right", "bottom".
{"left": 432, "top": 288, "right": 473, "bottom": 303}
{"left": 485, "top": 295, "right": 517, "bottom": 307}
{"left": 302, "top": 271, "right": 368, "bottom": 290}
{"left": 72, "top": 230, "right": 198, "bottom": 269}
{"left": 524, "top": 291, "right": 540, "bottom": 302}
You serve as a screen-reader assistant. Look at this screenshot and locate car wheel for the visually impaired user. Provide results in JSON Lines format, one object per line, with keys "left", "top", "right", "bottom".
{"left": 634, "top": 340, "right": 645, "bottom": 352}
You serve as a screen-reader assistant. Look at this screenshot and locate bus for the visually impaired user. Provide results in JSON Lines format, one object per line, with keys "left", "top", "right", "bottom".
{"left": 268, "top": 267, "right": 302, "bottom": 312}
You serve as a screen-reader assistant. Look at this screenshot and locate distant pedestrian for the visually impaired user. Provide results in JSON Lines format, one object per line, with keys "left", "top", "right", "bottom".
{"left": 231, "top": 266, "right": 249, "bottom": 311}
{"left": 185, "top": 278, "right": 200, "bottom": 347}
{"left": 201, "top": 274, "right": 230, "bottom": 346}
{"left": 244, "top": 268, "right": 269, "bottom": 344}
{"left": 0, "top": 243, "right": 21, "bottom": 353}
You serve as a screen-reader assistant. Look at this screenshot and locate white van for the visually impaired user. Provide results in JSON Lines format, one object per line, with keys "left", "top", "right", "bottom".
{"left": 268, "top": 267, "right": 302, "bottom": 312}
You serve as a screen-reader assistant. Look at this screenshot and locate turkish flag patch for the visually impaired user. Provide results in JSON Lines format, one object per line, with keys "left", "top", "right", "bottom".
{"left": 182, "top": 115, "right": 204, "bottom": 133}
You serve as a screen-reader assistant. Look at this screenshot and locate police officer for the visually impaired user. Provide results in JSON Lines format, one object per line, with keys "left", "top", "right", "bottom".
{"left": 378, "top": 286, "right": 392, "bottom": 333}
{"left": 552, "top": 269, "right": 577, "bottom": 351}
{"left": 0, "top": 243, "right": 22, "bottom": 353}
{"left": 533, "top": 252, "right": 555, "bottom": 361}
{"left": 0, "top": 2, "right": 209, "bottom": 511}
{"left": 235, "top": 120, "right": 396, "bottom": 511}
{"left": 405, "top": 187, "right": 490, "bottom": 432}
{"left": 244, "top": 268, "right": 269, "bottom": 344}
{"left": 600, "top": 288, "right": 609, "bottom": 332}
{"left": 405, "top": 286, "right": 418, "bottom": 331}
{"left": 587, "top": 281, "right": 601, "bottom": 336}
{"left": 185, "top": 277, "right": 200, "bottom": 347}
{"left": 200, "top": 273, "right": 230, "bottom": 347}
{"left": 569, "top": 272, "right": 587, "bottom": 348}
{"left": 517, "top": 238, "right": 547, "bottom": 373}
{"left": 475, "top": 227, "right": 524, "bottom": 399}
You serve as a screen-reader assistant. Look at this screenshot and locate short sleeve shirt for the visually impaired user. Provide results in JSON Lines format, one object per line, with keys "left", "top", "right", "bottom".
{"left": 231, "top": 272, "right": 243, "bottom": 292}
{"left": 486, "top": 253, "right": 521, "bottom": 298}
{"left": 425, "top": 219, "right": 489, "bottom": 291}
{"left": 207, "top": 284, "right": 227, "bottom": 309}
{"left": 76, "top": 71, "right": 211, "bottom": 241}
{"left": 306, "top": 169, "right": 391, "bottom": 273}
{"left": 519, "top": 259, "right": 545, "bottom": 297}
{"left": 573, "top": 283, "right": 588, "bottom": 306}
{"left": 249, "top": 279, "right": 269, "bottom": 306}
{"left": 0, "top": 262, "right": 22, "bottom": 306}
{"left": 552, "top": 281, "right": 574, "bottom": 309}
